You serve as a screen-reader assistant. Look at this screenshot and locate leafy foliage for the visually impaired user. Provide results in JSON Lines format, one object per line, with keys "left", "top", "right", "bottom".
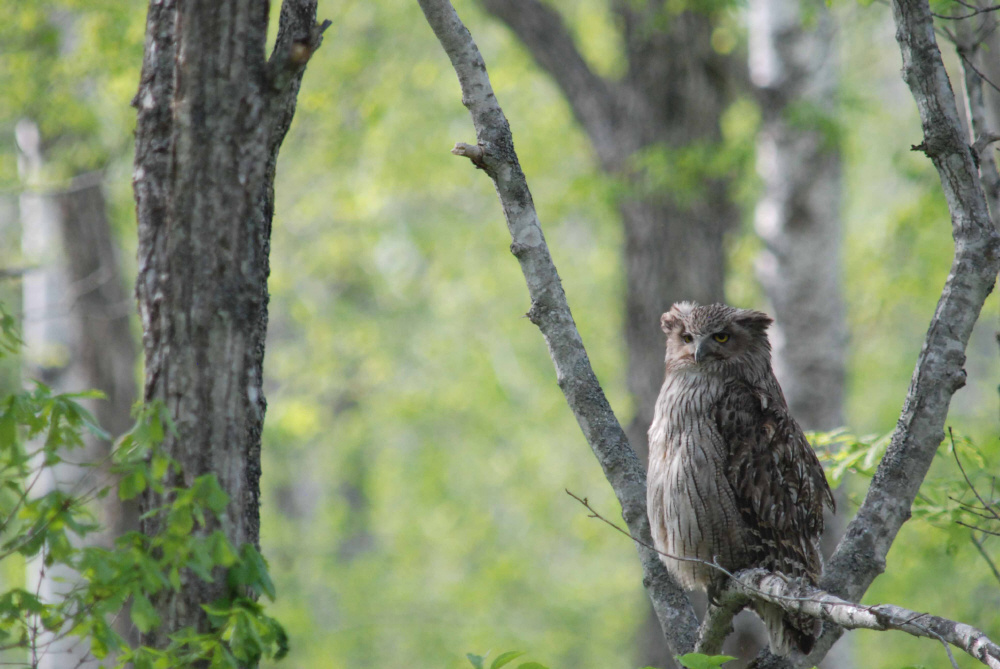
{"left": 674, "top": 654, "right": 737, "bottom": 669}
{"left": 0, "top": 304, "right": 287, "bottom": 667}
{"left": 466, "top": 649, "right": 536, "bottom": 669}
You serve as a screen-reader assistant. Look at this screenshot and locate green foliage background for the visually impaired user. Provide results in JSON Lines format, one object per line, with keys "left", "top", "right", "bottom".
{"left": 0, "top": 0, "right": 998, "bottom": 668}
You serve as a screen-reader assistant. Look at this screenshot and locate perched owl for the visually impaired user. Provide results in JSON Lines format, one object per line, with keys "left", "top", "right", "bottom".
{"left": 646, "top": 302, "right": 834, "bottom": 656}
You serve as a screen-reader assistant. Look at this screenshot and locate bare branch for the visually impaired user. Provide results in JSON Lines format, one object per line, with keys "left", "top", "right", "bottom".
{"left": 570, "top": 488, "right": 1000, "bottom": 668}
{"left": 957, "top": 38, "right": 1000, "bottom": 223}
{"left": 417, "top": 0, "right": 700, "bottom": 655}
{"left": 932, "top": 4, "right": 1000, "bottom": 20}
{"left": 727, "top": 571, "right": 1000, "bottom": 669}
{"left": 971, "top": 535, "right": 1000, "bottom": 585}
{"left": 476, "top": 0, "right": 624, "bottom": 164}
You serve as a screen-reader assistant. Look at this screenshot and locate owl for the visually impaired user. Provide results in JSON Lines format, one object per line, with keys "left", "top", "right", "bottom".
{"left": 646, "top": 302, "right": 834, "bottom": 656}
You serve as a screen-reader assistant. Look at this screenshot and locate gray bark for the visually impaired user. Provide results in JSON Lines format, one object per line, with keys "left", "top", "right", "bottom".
{"left": 132, "top": 0, "right": 326, "bottom": 650}
{"left": 728, "top": 569, "right": 1000, "bottom": 668}
{"left": 749, "top": 0, "right": 1000, "bottom": 665}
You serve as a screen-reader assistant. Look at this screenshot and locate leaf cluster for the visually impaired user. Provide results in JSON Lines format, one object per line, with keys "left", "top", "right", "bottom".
{"left": 0, "top": 304, "right": 288, "bottom": 668}
{"left": 466, "top": 649, "right": 549, "bottom": 669}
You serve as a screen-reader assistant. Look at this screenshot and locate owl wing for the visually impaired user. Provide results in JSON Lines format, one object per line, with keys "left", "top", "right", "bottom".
{"left": 716, "top": 379, "right": 834, "bottom": 581}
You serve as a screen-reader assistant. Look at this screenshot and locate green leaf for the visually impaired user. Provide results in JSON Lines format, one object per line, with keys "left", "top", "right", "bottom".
{"left": 676, "top": 654, "right": 738, "bottom": 669}
{"left": 466, "top": 652, "right": 486, "bottom": 669}
{"left": 130, "top": 592, "right": 161, "bottom": 633}
{"left": 119, "top": 469, "right": 147, "bottom": 500}
{"left": 516, "top": 663, "right": 549, "bottom": 669}
{"left": 491, "top": 651, "right": 525, "bottom": 669}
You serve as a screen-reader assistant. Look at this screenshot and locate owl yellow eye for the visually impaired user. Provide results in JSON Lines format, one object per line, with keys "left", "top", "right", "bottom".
{"left": 681, "top": 333, "right": 694, "bottom": 344}
{"left": 713, "top": 333, "right": 730, "bottom": 343}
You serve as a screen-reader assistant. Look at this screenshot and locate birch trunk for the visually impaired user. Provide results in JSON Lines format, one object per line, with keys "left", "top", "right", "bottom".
{"left": 747, "top": 2, "right": 849, "bottom": 664}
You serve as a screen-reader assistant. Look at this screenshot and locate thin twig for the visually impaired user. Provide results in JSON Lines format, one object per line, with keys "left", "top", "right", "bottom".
{"left": 971, "top": 534, "right": 1000, "bottom": 585}
{"left": 960, "top": 52, "right": 1000, "bottom": 95}
{"left": 932, "top": 4, "right": 1000, "bottom": 20}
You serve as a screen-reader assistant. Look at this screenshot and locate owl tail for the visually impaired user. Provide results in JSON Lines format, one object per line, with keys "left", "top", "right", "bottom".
{"left": 756, "top": 602, "right": 821, "bottom": 656}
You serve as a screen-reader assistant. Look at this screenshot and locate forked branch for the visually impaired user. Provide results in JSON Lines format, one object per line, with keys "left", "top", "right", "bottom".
{"left": 569, "top": 488, "right": 1000, "bottom": 668}
{"left": 419, "top": 0, "right": 1000, "bottom": 665}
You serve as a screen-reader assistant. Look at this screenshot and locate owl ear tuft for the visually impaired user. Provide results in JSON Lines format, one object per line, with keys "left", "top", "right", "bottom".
{"left": 734, "top": 309, "right": 773, "bottom": 332}
{"left": 661, "top": 302, "right": 696, "bottom": 333}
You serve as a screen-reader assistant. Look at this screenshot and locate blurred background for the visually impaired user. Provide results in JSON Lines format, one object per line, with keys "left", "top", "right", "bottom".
{"left": 0, "top": 0, "right": 998, "bottom": 667}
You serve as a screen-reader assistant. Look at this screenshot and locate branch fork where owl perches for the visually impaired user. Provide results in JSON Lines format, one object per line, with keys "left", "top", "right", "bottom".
{"left": 419, "top": 0, "right": 1000, "bottom": 665}
{"left": 569, "top": 488, "right": 1000, "bottom": 669}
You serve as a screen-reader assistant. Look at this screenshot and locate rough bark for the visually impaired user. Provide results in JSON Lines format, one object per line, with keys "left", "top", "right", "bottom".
{"left": 132, "top": 0, "right": 326, "bottom": 649}
{"left": 423, "top": 0, "right": 701, "bottom": 655}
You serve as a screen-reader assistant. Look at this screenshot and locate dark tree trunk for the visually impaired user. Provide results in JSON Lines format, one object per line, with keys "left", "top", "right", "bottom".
{"left": 57, "top": 175, "right": 142, "bottom": 651}
{"left": 132, "top": 0, "right": 326, "bottom": 648}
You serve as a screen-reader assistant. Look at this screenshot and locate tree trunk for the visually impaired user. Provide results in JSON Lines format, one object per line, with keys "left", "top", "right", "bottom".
{"left": 132, "top": 0, "right": 325, "bottom": 649}
{"left": 749, "top": 0, "right": 846, "bottom": 433}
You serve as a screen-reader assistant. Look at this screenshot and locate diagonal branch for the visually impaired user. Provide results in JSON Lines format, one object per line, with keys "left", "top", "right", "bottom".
{"left": 821, "top": 0, "right": 1000, "bottom": 603}
{"left": 955, "top": 25, "right": 1000, "bottom": 225}
{"left": 477, "top": 0, "right": 625, "bottom": 166}
{"left": 417, "top": 0, "right": 700, "bottom": 656}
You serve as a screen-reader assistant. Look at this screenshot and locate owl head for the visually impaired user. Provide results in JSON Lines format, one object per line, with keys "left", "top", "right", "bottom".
{"left": 660, "top": 302, "right": 773, "bottom": 371}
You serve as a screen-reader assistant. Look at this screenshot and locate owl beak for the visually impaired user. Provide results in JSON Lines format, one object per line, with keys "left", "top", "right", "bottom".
{"left": 694, "top": 340, "right": 709, "bottom": 365}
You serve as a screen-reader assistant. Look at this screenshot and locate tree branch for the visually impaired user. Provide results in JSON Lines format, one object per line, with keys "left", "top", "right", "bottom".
{"left": 750, "top": 0, "right": 1000, "bottom": 665}
{"left": 727, "top": 570, "right": 1000, "bottom": 669}
{"left": 570, "top": 486, "right": 1000, "bottom": 668}
{"left": 955, "top": 28, "right": 1000, "bottom": 224}
{"left": 417, "top": 0, "right": 700, "bottom": 655}
{"left": 820, "top": 0, "right": 1000, "bottom": 603}
{"left": 476, "top": 0, "right": 626, "bottom": 166}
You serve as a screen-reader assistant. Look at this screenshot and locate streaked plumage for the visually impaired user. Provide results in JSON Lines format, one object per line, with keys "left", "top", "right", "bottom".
{"left": 646, "top": 302, "right": 834, "bottom": 656}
